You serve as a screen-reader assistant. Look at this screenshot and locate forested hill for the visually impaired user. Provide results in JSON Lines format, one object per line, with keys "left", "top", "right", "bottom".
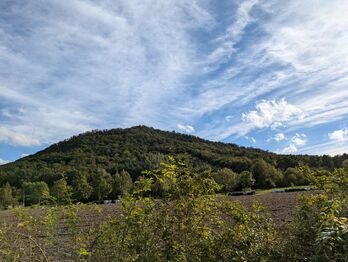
{"left": 0, "top": 126, "right": 347, "bottom": 204}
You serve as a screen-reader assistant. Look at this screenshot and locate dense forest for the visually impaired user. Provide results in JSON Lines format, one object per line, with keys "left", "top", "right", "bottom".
{"left": 0, "top": 125, "right": 347, "bottom": 206}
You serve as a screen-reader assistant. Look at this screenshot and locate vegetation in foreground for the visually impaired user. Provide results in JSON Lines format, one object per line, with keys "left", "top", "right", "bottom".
{"left": 0, "top": 157, "right": 347, "bottom": 261}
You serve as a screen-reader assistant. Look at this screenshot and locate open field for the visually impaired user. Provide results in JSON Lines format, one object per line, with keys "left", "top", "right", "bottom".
{"left": 0, "top": 190, "right": 331, "bottom": 261}
{"left": 0, "top": 190, "right": 313, "bottom": 227}
{"left": 230, "top": 190, "right": 314, "bottom": 226}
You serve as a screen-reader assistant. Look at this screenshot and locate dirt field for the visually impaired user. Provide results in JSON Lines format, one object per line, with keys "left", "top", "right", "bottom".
{"left": 229, "top": 191, "right": 314, "bottom": 226}
{"left": 0, "top": 191, "right": 315, "bottom": 261}
{"left": 0, "top": 191, "right": 313, "bottom": 227}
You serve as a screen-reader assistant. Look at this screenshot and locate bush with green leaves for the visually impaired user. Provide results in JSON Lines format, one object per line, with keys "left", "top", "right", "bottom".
{"left": 1, "top": 159, "right": 347, "bottom": 261}
{"left": 91, "top": 156, "right": 279, "bottom": 261}
{"left": 281, "top": 167, "right": 348, "bottom": 261}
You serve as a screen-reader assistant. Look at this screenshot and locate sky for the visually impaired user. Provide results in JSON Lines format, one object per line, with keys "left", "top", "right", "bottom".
{"left": 1, "top": 0, "right": 348, "bottom": 164}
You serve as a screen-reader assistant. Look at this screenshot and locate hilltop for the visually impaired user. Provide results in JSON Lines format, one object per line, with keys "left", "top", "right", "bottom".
{"left": 0, "top": 126, "right": 346, "bottom": 203}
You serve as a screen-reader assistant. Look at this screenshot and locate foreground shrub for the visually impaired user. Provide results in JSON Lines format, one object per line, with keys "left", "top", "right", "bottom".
{"left": 91, "top": 157, "right": 279, "bottom": 261}
{"left": 281, "top": 168, "right": 348, "bottom": 261}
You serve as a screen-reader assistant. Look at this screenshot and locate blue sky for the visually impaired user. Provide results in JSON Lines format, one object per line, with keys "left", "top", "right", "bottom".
{"left": 1, "top": 0, "right": 348, "bottom": 164}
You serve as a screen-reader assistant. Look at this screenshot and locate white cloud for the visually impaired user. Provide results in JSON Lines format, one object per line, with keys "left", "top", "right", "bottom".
{"left": 296, "top": 141, "right": 348, "bottom": 156}
{"left": 256, "top": 0, "right": 348, "bottom": 130}
{"left": 21, "top": 153, "right": 30, "bottom": 158}
{"left": 282, "top": 143, "right": 297, "bottom": 154}
{"left": 183, "top": 0, "right": 348, "bottom": 147}
{"left": 207, "top": 98, "right": 300, "bottom": 141}
{"left": 328, "top": 128, "right": 348, "bottom": 142}
{"left": 291, "top": 133, "right": 307, "bottom": 146}
{"left": 0, "top": 0, "right": 213, "bottom": 146}
{"left": 177, "top": 1, "right": 263, "bottom": 119}
{"left": 0, "top": 126, "right": 40, "bottom": 146}
{"left": 280, "top": 133, "right": 307, "bottom": 154}
{"left": 177, "top": 124, "right": 195, "bottom": 133}
{"left": 270, "top": 122, "right": 283, "bottom": 130}
{"left": 275, "top": 133, "right": 285, "bottom": 141}
{"left": 242, "top": 98, "right": 302, "bottom": 131}
{"left": 0, "top": 158, "right": 10, "bottom": 165}
{"left": 2, "top": 0, "right": 348, "bottom": 157}
{"left": 225, "top": 115, "right": 233, "bottom": 122}
{"left": 268, "top": 132, "right": 285, "bottom": 142}
{"left": 206, "top": 0, "right": 259, "bottom": 68}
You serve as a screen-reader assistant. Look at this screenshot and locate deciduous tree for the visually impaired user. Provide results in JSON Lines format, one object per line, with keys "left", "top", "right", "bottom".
{"left": 50, "top": 178, "right": 72, "bottom": 204}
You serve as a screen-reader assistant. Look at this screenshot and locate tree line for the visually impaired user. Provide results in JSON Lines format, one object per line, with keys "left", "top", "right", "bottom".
{"left": 1, "top": 126, "right": 347, "bottom": 208}
{"left": 0, "top": 169, "right": 133, "bottom": 208}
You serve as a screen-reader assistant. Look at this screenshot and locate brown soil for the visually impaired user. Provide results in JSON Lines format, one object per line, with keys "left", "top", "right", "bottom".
{"left": 229, "top": 191, "right": 314, "bottom": 226}
{"left": 0, "top": 191, "right": 313, "bottom": 227}
{"left": 0, "top": 191, "right": 316, "bottom": 261}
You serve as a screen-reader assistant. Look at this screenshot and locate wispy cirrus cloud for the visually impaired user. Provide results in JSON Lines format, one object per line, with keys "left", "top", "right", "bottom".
{"left": 1, "top": 0, "right": 348, "bottom": 160}
{"left": 296, "top": 140, "right": 348, "bottom": 156}
{"left": 191, "top": 0, "right": 348, "bottom": 156}
{"left": 0, "top": 126, "right": 40, "bottom": 146}
{"left": 205, "top": 0, "right": 259, "bottom": 69}
{"left": 0, "top": 0, "right": 212, "bottom": 147}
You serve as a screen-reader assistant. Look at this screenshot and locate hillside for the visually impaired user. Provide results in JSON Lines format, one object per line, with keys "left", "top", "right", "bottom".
{"left": 0, "top": 126, "right": 346, "bottom": 203}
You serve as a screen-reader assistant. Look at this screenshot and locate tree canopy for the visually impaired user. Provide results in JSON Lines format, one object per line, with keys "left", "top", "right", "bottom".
{"left": 0, "top": 126, "right": 346, "bottom": 206}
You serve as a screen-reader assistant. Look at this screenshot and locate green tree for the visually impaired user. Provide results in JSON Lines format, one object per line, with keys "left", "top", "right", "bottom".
{"left": 284, "top": 167, "right": 307, "bottom": 186}
{"left": 213, "top": 168, "right": 239, "bottom": 192}
{"left": 227, "top": 156, "right": 252, "bottom": 173}
{"left": 252, "top": 159, "right": 283, "bottom": 188}
{"left": 91, "top": 169, "right": 112, "bottom": 201}
{"left": 112, "top": 170, "right": 133, "bottom": 197}
{"left": 342, "top": 159, "right": 348, "bottom": 170}
{"left": 72, "top": 173, "right": 93, "bottom": 202}
{"left": 239, "top": 170, "right": 255, "bottom": 190}
{"left": 0, "top": 125, "right": 340, "bottom": 194}
{"left": 22, "top": 181, "right": 50, "bottom": 205}
{"left": 50, "top": 178, "right": 72, "bottom": 204}
{"left": 0, "top": 183, "right": 17, "bottom": 209}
